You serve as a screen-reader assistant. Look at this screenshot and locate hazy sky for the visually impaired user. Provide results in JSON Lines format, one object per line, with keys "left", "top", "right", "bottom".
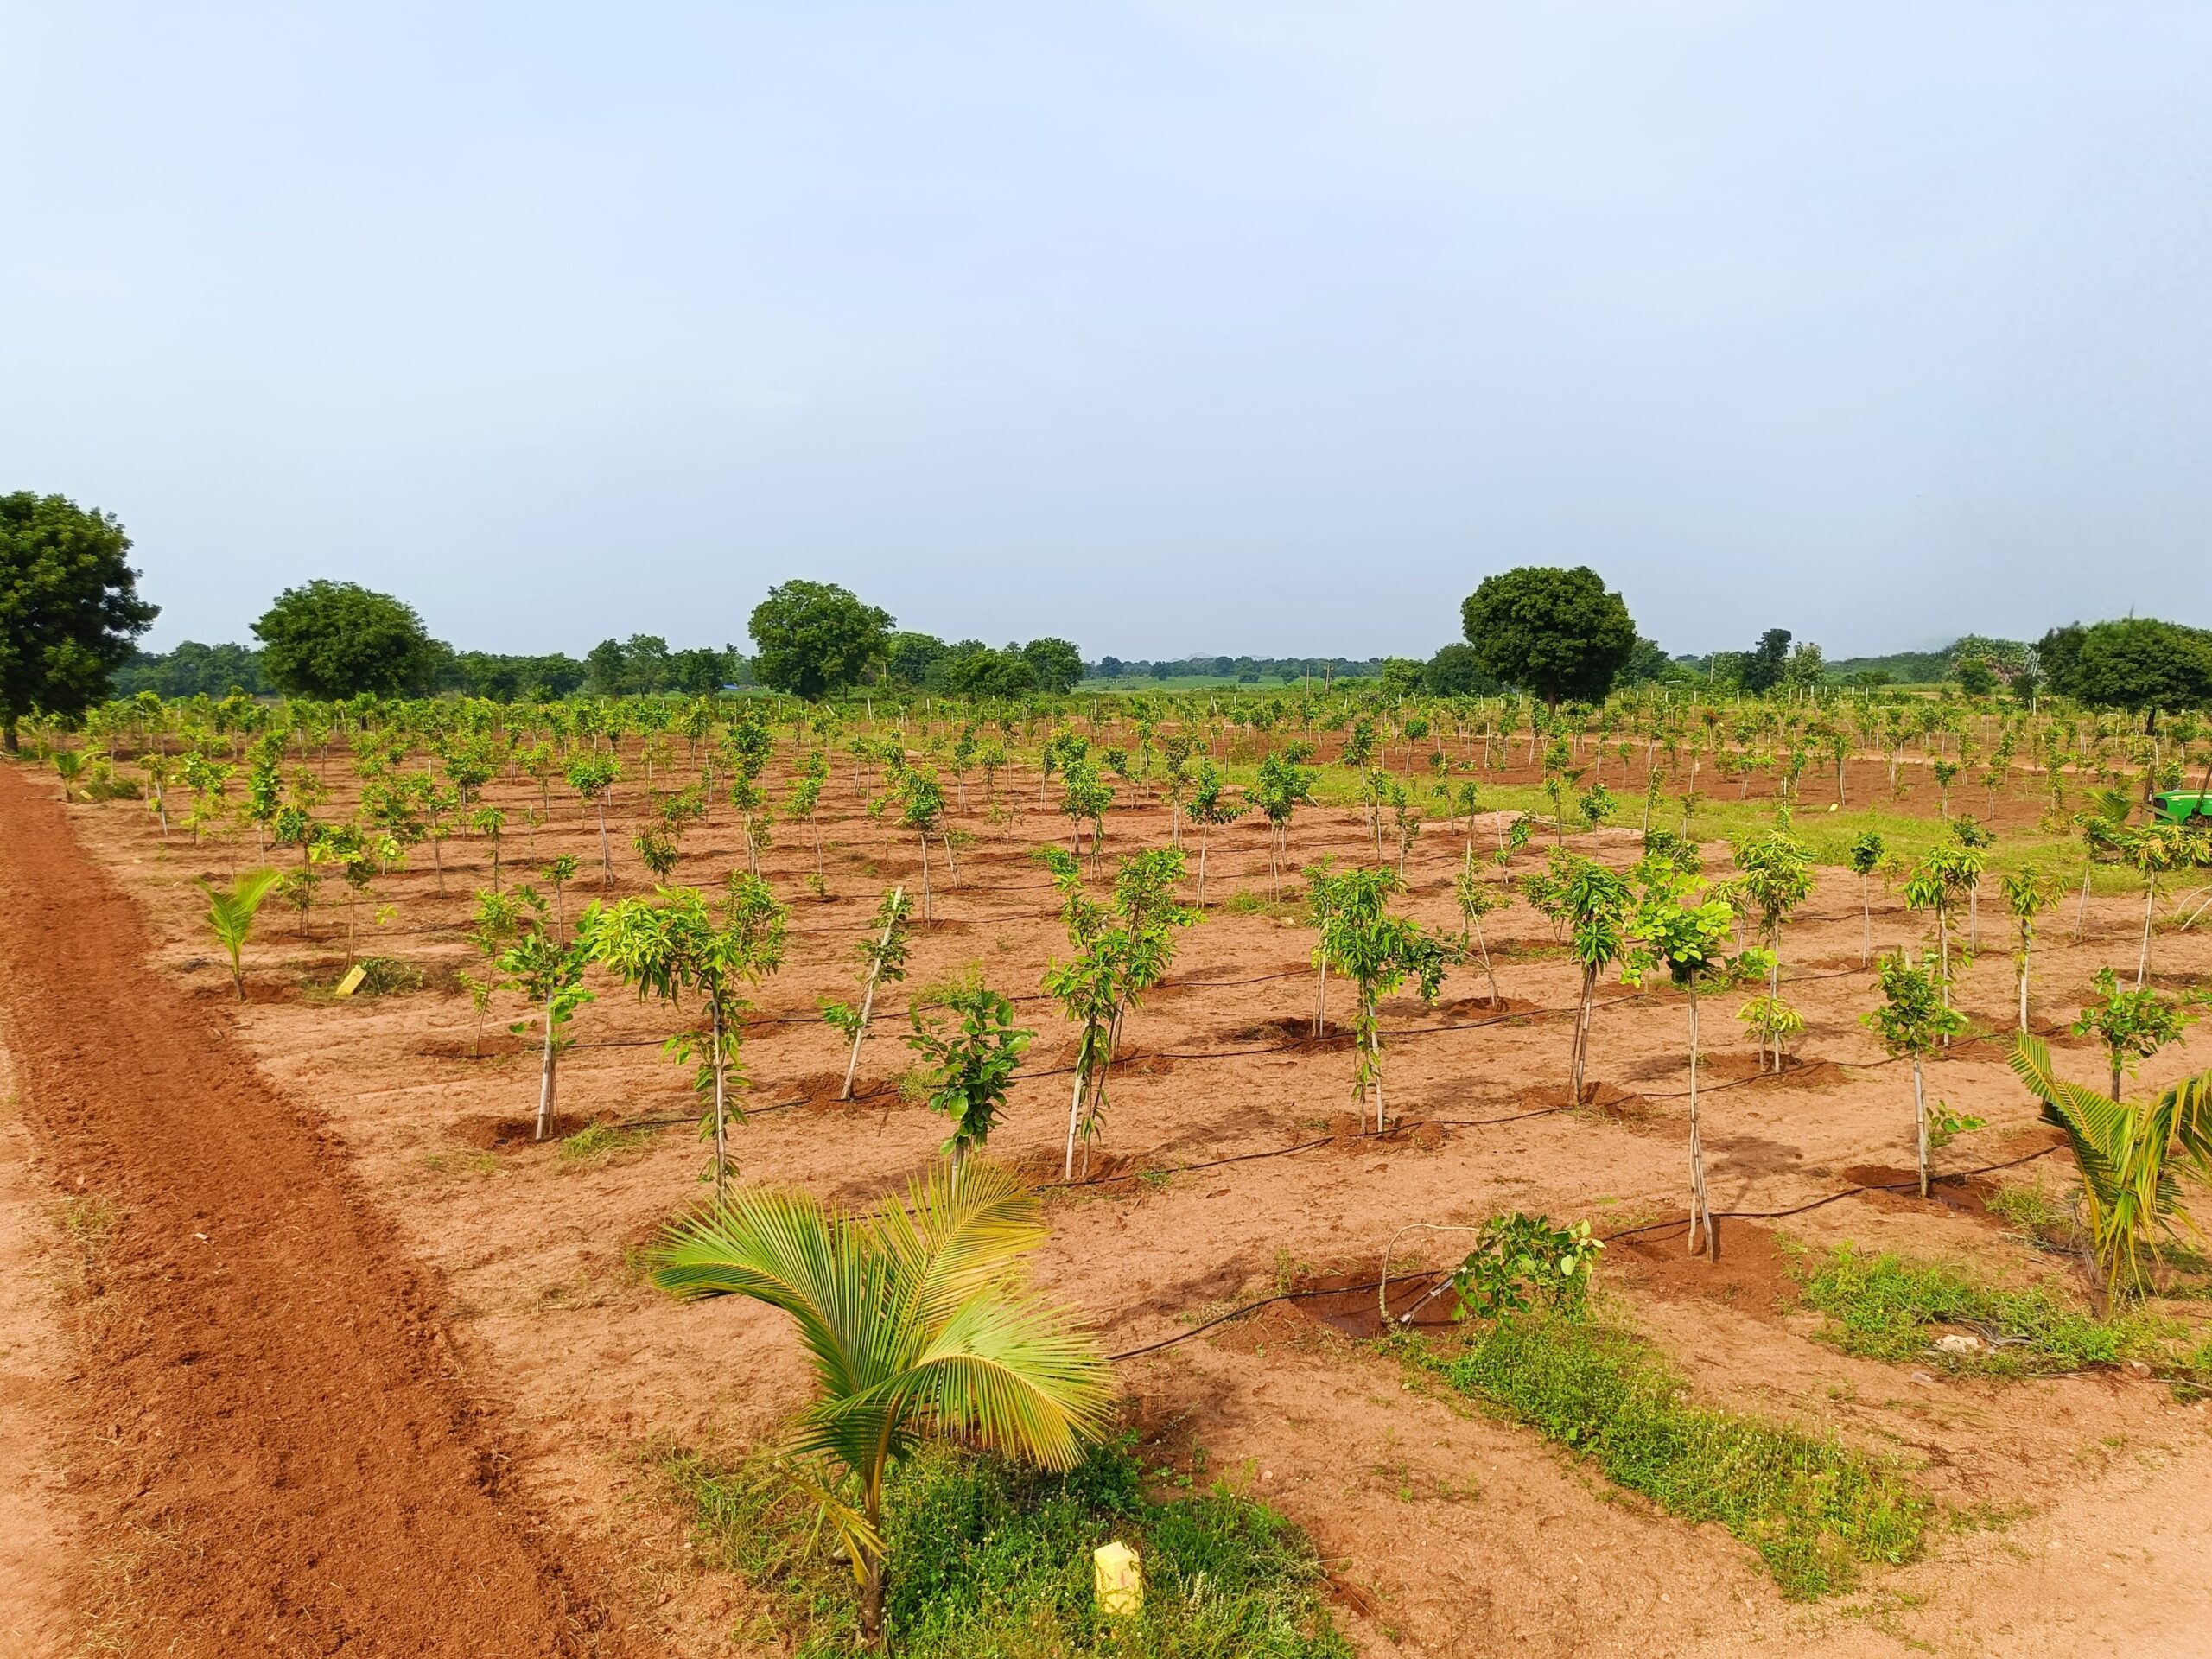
{"left": 7, "top": 3, "right": 2209, "bottom": 661}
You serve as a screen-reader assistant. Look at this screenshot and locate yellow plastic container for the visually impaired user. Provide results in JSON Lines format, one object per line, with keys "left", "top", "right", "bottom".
{"left": 1093, "top": 1540, "right": 1142, "bottom": 1617}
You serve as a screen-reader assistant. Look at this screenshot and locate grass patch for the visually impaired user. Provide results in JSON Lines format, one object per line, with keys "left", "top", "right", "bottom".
{"left": 1986, "top": 1180, "right": 2083, "bottom": 1253}
{"left": 1405, "top": 1312, "right": 1927, "bottom": 1598}
{"left": 1218, "top": 888, "right": 1302, "bottom": 919}
{"left": 1797, "top": 1245, "right": 2176, "bottom": 1375}
{"left": 55, "top": 1193, "right": 120, "bottom": 1252}
{"left": 558, "top": 1122, "right": 652, "bottom": 1166}
{"left": 423, "top": 1148, "right": 499, "bottom": 1178}
{"left": 665, "top": 1435, "right": 1351, "bottom": 1657}
{"left": 338, "top": 955, "right": 423, "bottom": 996}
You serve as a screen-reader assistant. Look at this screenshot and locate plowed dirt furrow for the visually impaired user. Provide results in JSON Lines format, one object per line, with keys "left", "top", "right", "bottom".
{"left": 0, "top": 766, "right": 622, "bottom": 1656}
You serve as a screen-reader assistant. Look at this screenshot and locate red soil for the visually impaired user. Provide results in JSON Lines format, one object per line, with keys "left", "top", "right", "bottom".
{"left": 0, "top": 766, "right": 626, "bottom": 1656}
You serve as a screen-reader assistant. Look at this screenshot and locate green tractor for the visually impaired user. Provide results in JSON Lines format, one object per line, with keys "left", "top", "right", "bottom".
{"left": 2151, "top": 790, "right": 2212, "bottom": 825}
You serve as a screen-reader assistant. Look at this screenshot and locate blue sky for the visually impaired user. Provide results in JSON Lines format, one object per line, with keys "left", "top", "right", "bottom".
{"left": 6, "top": 3, "right": 2209, "bottom": 661}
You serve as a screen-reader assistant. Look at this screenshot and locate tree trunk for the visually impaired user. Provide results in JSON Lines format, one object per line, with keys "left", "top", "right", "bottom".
{"left": 535, "top": 989, "right": 558, "bottom": 1141}
{"left": 711, "top": 995, "right": 729, "bottom": 1203}
{"left": 596, "top": 799, "right": 613, "bottom": 885}
{"left": 860, "top": 1548, "right": 887, "bottom": 1649}
{"left": 1860, "top": 874, "right": 1872, "bottom": 967}
{"left": 2137, "top": 878, "right": 2156, "bottom": 988}
{"left": 1063, "top": 1042, "right": 1091, "bottom": 1181}
{"left": 844, "top": 892, "right": 901, "bottom": 1103}
{"left": 1569, "top": 963, "right": 1596, "bottom": 1103}
{"left": 1913, "top": 1053, "right": 1929, "bottom": 1200}
{"left": 1687, "top": 987, "right": 1712, "bottom": 1259}
{"left": 1367, "top": 1001, "right": 1384, "bottom": 1132}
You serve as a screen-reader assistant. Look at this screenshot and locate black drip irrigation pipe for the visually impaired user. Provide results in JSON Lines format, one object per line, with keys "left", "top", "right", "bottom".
{"left": 1102, "top": 1144, "right": 2073, "bottom": 1362}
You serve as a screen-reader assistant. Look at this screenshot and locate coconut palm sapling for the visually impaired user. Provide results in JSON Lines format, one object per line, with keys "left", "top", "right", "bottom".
{"left": 200, "top": 868, "right": 283, "bottom": 1000}
{"left": 647, "top": 1163, "right": 1111, "bottom": 1647}
{"left": 2010, "top": 1035, "right": 2212, "bottom": 1298}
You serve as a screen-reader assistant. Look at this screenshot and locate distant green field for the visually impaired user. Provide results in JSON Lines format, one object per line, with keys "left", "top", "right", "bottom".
{"left": 1074, "top": 674, "right": 1349, "bottom": 693}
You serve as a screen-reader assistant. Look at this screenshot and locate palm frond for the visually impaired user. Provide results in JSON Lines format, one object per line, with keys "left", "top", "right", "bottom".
{"left": 200, "top": 868, "right": 282, "bottom": 946}
{"left": 2163, "top": 1071, "right": 2212, "bottom": 1185}
{"left": 2011, "top": 1034, "right": 2211, "bottom": 1294}
{"left": 882, "top": 1293, "right": 1115, "bottom": 1470}
{"left": 768, "top": 1452, "right": 885, "bottom": 1589}
{"left": 874, "top": 1160, "right": 1049, "bottom": 1334}
{"left": 651, "top": 1190, "right": 882, "bottom": 1399}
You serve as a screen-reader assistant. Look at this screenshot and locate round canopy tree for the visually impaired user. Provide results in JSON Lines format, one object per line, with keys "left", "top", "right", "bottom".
{"left": 942, "top": 645, "right": 1038, "bottom": 698}
{"left": 748, "top": 580, "right": 893, "bottom": 699}
{"left": 1459, "top": 565, "right": 1637, "bottom": 711}
{"left": 253, "top": 580, "right": 441, "bottom": 698}
{"left": 1021, "top": 637, "right": 1084, "bottom": 695}
{"left": 0, "top": 492, "right": 159, "bottom": 750}
{"left": 2039, "top": 619, "right": 2212, "bottom": 724}
{"left": 1422, "top": 641, "right": 1498, "bottom": 696}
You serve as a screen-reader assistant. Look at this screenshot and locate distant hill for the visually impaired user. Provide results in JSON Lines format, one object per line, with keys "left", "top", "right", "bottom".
{"left": 1824, "top": 646, "right": 1955, "bottom": 684}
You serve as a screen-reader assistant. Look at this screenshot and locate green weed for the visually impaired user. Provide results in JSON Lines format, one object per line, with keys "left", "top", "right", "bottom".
{"left": 1408, "top": 1313, "right": 1928, "bottom": 1598}
{"left": 1798, "top": 1245, "right": 2171, "bottom": 1374}
{"left": 558, "top": 1122, "right": 652, "bottom": 1166}
{"left": 664, "top": 1435, "right": 1351, "bottom": 1657}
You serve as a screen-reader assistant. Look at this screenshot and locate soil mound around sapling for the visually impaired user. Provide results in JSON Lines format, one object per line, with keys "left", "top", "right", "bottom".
{"left": 1608, "top": 1217, "right": 1800, "bottom": 1318}
{"left": 454, "top": 1110, "right": 601, "bottom": 1150}
{"left": 1669, "top": 1051, "right": 1847, "bottom": 1086}
{"left": 1841, "top": 1165, "right": 2003, "bottom": 1224}
{"left": 1436, "top": 993, "right": 1539, "bottom": 1020}
{"left": 1289, "top": 1268, "right": 1462, "bottom": 1339}
{"left": 1516, "top": 1081, "right": 1650, "bottom": 1119}
{"left": 1229, "top": 1015, "right": 1357, "bottom": 1053}
{"left": 419, "top": 1033, "right": 528, "bottom": 1061}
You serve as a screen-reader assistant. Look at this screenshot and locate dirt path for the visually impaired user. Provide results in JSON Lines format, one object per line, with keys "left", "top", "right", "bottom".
{"left": 0, "top": 766, "right": 624, "bottom": 1656}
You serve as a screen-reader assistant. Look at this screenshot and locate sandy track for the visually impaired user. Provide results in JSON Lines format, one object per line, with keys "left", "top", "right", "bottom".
{"left": 0, "top": 766, "right": 623, "bottom": 1656}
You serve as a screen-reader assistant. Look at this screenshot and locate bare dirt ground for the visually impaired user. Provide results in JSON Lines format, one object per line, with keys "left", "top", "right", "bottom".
{"left": 5, "top": 738, "right": 2211, "bottom": 1656}
{"left": 0, "top": 766, "right": 631, "bottom": 1657}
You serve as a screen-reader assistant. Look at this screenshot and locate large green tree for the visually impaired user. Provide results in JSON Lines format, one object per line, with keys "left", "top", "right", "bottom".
{"left": 748, "top": 579, "right": 893, "bottom": 699}
{"left": 1459, "top": 565, "right": 1637, "bottom": 711}
{"left": 252, "top": 580, "right": 441, "bottom": 698}
{"left": 2038, "top": 619, "right": 2212, "bottom": 722}
{"left": 1422, "top": 641, "right": 1498, "bottom": 696}
{"left": 884, "top": 630, "right": 949, "bottom": 688}
{"left": 0, "top": 493, "right": 159, "bottom": 751}
{"left": 1020, "top": 637, "right": 1084, "bottom": 695}
{"left": 941, "top": 643, "right": 1038, "bottom": 698}
{"left": 113, "top": 640, "right": 265, "bottom": 699}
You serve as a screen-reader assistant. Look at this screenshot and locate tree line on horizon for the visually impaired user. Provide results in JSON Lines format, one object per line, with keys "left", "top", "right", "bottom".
{"left": 8, "top": 489, "right": 2212, "bottom": 747}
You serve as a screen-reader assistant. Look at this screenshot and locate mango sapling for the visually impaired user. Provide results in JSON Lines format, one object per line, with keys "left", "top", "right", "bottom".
{"left": 823, "top": 885, "right": 912, "bottom": 1103}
